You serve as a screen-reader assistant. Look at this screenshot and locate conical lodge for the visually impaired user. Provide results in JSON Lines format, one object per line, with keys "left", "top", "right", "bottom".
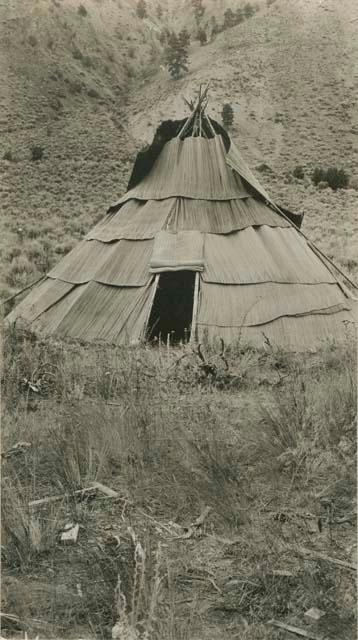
{"left": 7, "top": 95, "right": 357, "bottom": 351}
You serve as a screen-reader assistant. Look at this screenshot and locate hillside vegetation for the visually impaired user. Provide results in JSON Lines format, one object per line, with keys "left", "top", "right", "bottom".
{"left": 1, "top": 0, "right": 358, "bottom": 303}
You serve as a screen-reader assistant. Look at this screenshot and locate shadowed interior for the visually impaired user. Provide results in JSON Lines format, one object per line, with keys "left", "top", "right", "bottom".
{"left": 147, "top": 271, "right": 196, "bottom": 343}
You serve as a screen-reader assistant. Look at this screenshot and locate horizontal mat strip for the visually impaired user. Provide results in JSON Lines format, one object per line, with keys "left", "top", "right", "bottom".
{"left": 48, "top": 239, "right": 153, "bottom": 287}
{"left": 203, "top": 226, "right": 337, "bottom": 285}
{"left": 6, "top": 278, "right": 74, "bottom": 324}
{"left": 110, "top": 136, "right": 250, "bottom": 206}
{"left": 87, "top": 199, "right": 172, "bottom": 241}
{"left": 91, "top": 197, "right": 290, "bottom": 242}
{"left": 197, "top": 310, "right": 355, "bottom": 352}
{"left": 34, "top": 281, "right": 153, "bottom": 344}
{"left": 150, "top": 230, "right": 204, "bottom": 272}
{"left": 167, "top": 197, "right": 289, "bottom": 234}
{"left": 198, "top": 281, "right": 351, "bottom": 327}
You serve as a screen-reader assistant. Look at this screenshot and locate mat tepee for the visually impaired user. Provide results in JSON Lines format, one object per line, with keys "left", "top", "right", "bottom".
{"left": 7, "top": 91, "right": 357, "bottom": 350}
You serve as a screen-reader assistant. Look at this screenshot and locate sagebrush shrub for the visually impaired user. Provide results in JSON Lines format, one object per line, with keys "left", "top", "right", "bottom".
{"left": 136, "top": 0, "right": 147, "bottom": 18}
{"left": 3, "top": 150, "right": 14, "bottom": 161}
{"left": 312, "top": 166, "right": 349, "bottom": 190}
{"left": 7, "top": 256, "right": 33, "bottom": 287}
{"left": 78, "top": 4, "right": 87, "bottom": 16}
{"left": 222, "top": 103, "right": 234, "bottom": 130}
{"left": 68, "top": 81, "right": 82, "bottom": 94}
{"left": 30, "top": 145, "right": 44, "bottom": 161}
{"left": 72, "top": 47, "right": 83, "bottom": 60}
{"left": 292, "top": 165, "right": 305, "bottom": 179}
{"left": 197, "top": 28, "right": 207, "bottom": 45}
{"left": 87, "top": 87, "right": 99, "bottom": 98}
{"left": 325, "top": 166, "right": 349, "bottom": 190}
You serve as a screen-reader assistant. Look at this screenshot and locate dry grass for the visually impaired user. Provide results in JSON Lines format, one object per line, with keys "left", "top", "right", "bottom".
{"left": 1, "top": 325, "right": 356, "bottom": 639}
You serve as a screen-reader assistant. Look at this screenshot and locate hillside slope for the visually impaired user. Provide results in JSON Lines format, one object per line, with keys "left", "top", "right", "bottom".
{"left": 1, "top": 0, "right": 358, "bottom": 302}
{"left": 0, "top": 0, "right": 158, "bottom": 297}
{"left": 127, "top": 0, "right": 358, "bottom": 275}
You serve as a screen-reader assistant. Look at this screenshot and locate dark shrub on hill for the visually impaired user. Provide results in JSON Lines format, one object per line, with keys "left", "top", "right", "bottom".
{"left": 83, "top": 55, "right": 94, "bottom": 68}
{"left": 68, "top": 80, "right": 82, "bottom": 94}
{"left": 72, "top": 47, "right": 83, "bottom": 60}
{"left": 235, "top": 8, "right": 245, "bottom": 23}
{"left": 179, "top": 27, "right": 190, "bottom": 47}
{"left": 292, "top": 165, "right": 305, "bottom": 179}
{"left": 224, "top": 8, "right": 236, "bottom": 29}
{"left": 165, "top": 32, "right": 189, "bottom": 79}
{"left": 244, "top": 2, "right": 256, "bottom": 18}
{"left": 31, "top": 145, "right": 44, "bottom": 161}
{"left": 3, "top": 151, "right": 14, "bottom": 162}
{"left": 210, "top": 16, "right": 221, "bottom": 40}
{"left": 87, "top": 88, "right": 100, "bottom": 98}
{"left": 197, "top": 28, "right": 207, "bottom": 45}
{"left": 78, "top": 4, "right": 87, "bottom": 16}
{"left": 312, "top": 167, "right": 326, "bottom": 185}
{"left": 136, "top": 0, "right": 147, "bottom": 18}
{"left": 158, "top": 30, "right": 166, "bottom": 45}
{"left": 312, "top": 167, "right": 349, "bottom": 190}
{"left": 222, "top": 103, "right": 234, "bottom": 130}
{"left": 192, "top": 0, "right": 205, "bottom": 22}
{"left": 325, "top": 167, "right": 349, "bottom": 190}
{"left": 256, "top": 163, "right": 273, "bottom": 174}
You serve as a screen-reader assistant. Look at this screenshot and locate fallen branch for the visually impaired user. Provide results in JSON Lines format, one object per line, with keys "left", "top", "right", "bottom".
{"left": 334, "top": 514, "right": 355, "bottom": 525}
{"left": 0, "top": 611, "right": 50, "bottom": 629}
{"left": 177, "top": 506, "right": 212, "bottom": 539}
{"left": 268, "top": 619, "right": 324, "bottom": 640}
{"left": 204, "top": 576, "right": 223, "bottom": 595}
{"left": 29, "top": 486, "right": 97, "bottom": 508}
{"left": 0, "top": 613, "right": 23, "bottom": 629}
{"left": 29, "top": 482, "right": 122, "bottom": 508}
{"left": 266, "top": 509, "right": 318, "bottom": 521}
{"left": 2, "top": 441, "right": 31, "bottom": 459}
{"left": 193, "top": 505, "right": 211, "bottom": 526}
{"left": 136, "top": 508, "right": 176, "bottom": 536}
{"left": 182, "top": 573, "right": 223, "bottom": 595}
{"left": 295, "top": 546, "right": 357, "bottom": 571}
{"left": 89, "top": 481, "right": 119, "bottom": 498}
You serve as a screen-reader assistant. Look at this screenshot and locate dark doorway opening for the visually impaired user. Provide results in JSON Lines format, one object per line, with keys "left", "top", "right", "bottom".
{"left": 147, "top": 271, "right": 196, "bottom": 343}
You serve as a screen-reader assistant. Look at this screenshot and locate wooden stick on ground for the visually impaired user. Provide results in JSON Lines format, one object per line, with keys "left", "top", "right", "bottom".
{"left": 192, "top": 505, "right": 211, "bottom": 526}
{"left": 29, "top": 486, "right": 97, "bottom": 508}
{"left": 136, "top": 508, "right": 176, "bottom": 536}
{"left": 89, "top": 481, "right": 119, "bottom": 498}
{"left": 268, "top": 620, "right": 324, "bottom": 640}
{"left": 295, "top": 546, "right": 357, "bottom": 571}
